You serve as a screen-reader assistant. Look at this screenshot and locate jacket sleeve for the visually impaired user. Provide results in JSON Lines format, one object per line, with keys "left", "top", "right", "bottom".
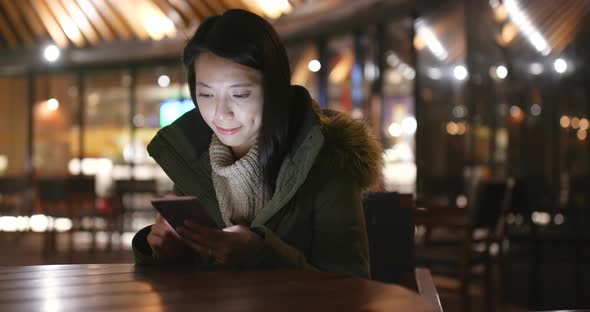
{"left": 248, "top": 172, "right": 370, "bottom": 279}
{"left": 132, "top": 184, "right": 208, "bottom": 266}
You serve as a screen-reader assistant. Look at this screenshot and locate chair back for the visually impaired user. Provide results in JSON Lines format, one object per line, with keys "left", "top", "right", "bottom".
{"left": 112, "top": 179, "right": 158, "bottom": 215}
{"left": 363, "top": 192, "right": 416, "bottom": 289}
{"left": 0, "top": 177, "right": 30, "bottom": 215}
{"left": 470, "top": 180, "right": 509, "bottom": 230}
{"left": 37, "top": 178, "right": 69, "bottom": 202}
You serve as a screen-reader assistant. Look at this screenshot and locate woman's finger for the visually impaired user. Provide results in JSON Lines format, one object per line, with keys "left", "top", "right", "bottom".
{"left": 147, "top": 232, "right": 163, "bottom": 247}
{"left": 176, "top": 226, "right": 206, "bottom": 244}
{"left": 184, "top": 221, "right": 225, "bottom": 243}
{"left": 182, "top": 237, "right": 210, "bottom": 257}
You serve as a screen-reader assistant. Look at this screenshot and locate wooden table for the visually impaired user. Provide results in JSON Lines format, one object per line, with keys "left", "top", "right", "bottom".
{"left": 0, "top": 264, "right": 437, "bottom": 311}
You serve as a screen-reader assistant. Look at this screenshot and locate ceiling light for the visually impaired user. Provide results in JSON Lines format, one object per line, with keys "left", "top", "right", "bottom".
{"left": 44, "top": 45, "right": 60, "bottom": 62}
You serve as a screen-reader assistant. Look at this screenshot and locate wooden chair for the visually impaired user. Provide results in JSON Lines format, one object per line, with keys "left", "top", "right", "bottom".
{"left": 36, "top": 177, "right": 70, "bottom": 255}
{"left": 415, "top": 178, "right": 515, "bottom": 312}
{"left": 0, "top": 177, "right": 30, "bottom": 216}
{"left": 363, "top": 192, "right": 443, "bottom": 311}
{"left": 111, "top": 179, "right": 158, "bottom": 249}
{"left": 67, "top": 176, "right": 102, "bottom": 251}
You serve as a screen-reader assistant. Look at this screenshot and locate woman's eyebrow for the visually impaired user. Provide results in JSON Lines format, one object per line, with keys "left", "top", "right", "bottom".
{"left": 229, "top": 83, "right": 255, "bottom": 88}
{"left": 196, "top": 81, "right": 212, "bottom": 88}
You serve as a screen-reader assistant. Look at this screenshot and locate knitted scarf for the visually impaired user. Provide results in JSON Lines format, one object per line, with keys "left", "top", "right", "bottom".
{"left": 209, "top": 134, "right": 270, "bottom": 226}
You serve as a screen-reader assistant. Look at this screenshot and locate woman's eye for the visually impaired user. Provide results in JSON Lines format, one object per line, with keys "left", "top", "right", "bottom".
{"left": 233, "top": 93, "right": 250, "bottom": 99}
{"left": 198, "top": 93, "right": 213, "bottom": 98}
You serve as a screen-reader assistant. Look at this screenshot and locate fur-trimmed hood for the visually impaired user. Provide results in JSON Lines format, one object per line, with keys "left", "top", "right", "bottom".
{"left": 316, "top": 108, "right": 383, "bottom": 191}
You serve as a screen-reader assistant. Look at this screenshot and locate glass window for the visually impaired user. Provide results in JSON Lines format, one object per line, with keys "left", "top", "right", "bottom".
{"left": 326, "top": 35, "right": 354, "bottom": 113}
{"left": 287, "top": 43, "right": 320, "bottom": 101}
{"left": 0, "top": 77, "right": 28, "bottom": 176}
{"left": 381, "top": 18, "right": 416, "bottom": 193}
{"left": 134, "top": 65, "right": 187, "bottom": 187}
{"left": 83, "top": 70, "right": 131, "bottom": 194}
{"left": 415, "top": 0, "right": 468, "bottom": 199}
{"left": 33, "top": 74, "right": 79, "bottom": 177}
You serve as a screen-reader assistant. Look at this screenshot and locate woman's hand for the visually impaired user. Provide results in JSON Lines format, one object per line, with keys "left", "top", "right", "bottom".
{"left": 147, "top": 214, "right": 189, "bottom": 259}
{"left": 176, "top": 221, "right": 263, "bottom": 266}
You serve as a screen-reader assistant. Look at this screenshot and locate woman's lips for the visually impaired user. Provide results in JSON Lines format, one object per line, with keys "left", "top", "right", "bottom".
{"left": 216, "top": 126, "right": 241, "bottom": 135}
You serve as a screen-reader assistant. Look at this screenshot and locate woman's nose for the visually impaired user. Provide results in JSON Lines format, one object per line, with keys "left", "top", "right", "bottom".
{"left": 214, "top": 97, "right": 234, "bottom": 120}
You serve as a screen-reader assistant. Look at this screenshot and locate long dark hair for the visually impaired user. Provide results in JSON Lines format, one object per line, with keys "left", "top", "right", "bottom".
{"left": 182, "top": 9, "right": 305, "bottom": 193}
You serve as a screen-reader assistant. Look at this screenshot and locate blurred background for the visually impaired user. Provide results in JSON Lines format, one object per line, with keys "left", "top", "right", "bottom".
{"left": 0, "top": 0, "right": 589, "bottom": 311}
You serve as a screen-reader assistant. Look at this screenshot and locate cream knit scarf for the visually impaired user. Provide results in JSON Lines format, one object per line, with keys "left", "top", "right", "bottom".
{"left": 209, "top": 134, "right": 271, "bottom": 226}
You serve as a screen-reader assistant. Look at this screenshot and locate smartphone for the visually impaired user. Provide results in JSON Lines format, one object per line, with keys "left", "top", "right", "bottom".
{"left": 151, "top": 196, "right": 221, "bottom": 230}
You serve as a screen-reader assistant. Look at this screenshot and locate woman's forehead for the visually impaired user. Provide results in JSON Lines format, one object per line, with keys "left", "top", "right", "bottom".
{"left": 194, "top": 53, "right": 262, "bottom": 83}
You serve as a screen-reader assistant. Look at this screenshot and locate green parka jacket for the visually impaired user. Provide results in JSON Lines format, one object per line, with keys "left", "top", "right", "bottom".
{"left": 132, "top": 87, "right": 383, "bottom": 279}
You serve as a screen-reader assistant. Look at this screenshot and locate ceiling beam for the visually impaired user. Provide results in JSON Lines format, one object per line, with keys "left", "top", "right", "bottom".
{"left": 75, "top": 0, "right": 114, "bottom": 42}
{"left": 202, "top": 0, "right": 226, "bottom": 14}
{"left": 168, "top": 0, "right": 199, "bottom": 23}
{"left": 107, "top": 1, "right": 149, "bottom": 40}
{"left": 60, "top": 0, "right": 100, "bottom": 45}
{"left": 151, "top": 0, "right": 186, "bottom": 34}
{"left": 91, "top": 0, "right": 132, "bottom": 40}
{"left": 187, "top": 0, "right": 214, "bottom": 19}
{"left": 234, "top": 0, "right": 265, "bottom": 17}
{"left": 30, "top": 0, "right": 70, "bottom": 48}
{"left": 0, "top": 7, "right": 18, "bottom": 48}
{"left": 44, "top": 0, "right": 87, "bottom": 47}
{"left": 1, "top": 0, "right": 35, "bottom": 48}
{"left": 15, "top": 0, "right": 48, "bottom": 41}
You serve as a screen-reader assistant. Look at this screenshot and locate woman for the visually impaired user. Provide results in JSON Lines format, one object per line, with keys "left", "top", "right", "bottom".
{"left": 132, "top": 9, "right": 382, "bottom": 279}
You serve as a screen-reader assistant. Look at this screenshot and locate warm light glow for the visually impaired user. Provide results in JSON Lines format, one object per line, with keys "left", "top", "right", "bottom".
{"left": 308, "top": 60, "right": 321, "bottom": 72}
{"left": 401, "top": 117, "right": 417, "bottom": 135}
{"left": 578, "top": 129, "right": 587, "bottom": 141}
{"left": 427, "top": 67, "right": 442, "bottom": 80}
{"left": 388, "top": 123, "right": 402, "bottom": 137}
{"left": 292, "top": 46, "right": 317, "bottom": 85}
{"left": 402, "top": 66, "right": 416, "bottom": 80}
{"left": 530, "top": 104, "right": 542, "bottom": 116}
{"left": 532, "top": 211, "right": 551, "bottom": 225}
{"left": 579, "top": 118, "right": 589, "bottom": 130}
{"left": 529, "top": 63, "right": 544, "bottom": 75}
{"left": 456, "top": 195, "right": 468, "bottom": 208}
{"left": 364, "top": 62, "right": 379, "bottom": 81}
{"left": 44, "top": 45, "right": 60, "bottom": 62}
{"left": 446, "top": 122, "right": 458, "bottom": 135}
{"left": 571, "top": 117, "right": 580, "bottom": 129}
{"left": 46, "top": 98, "right": 59, "bottom": 111}
{"left": 504, "top": 0, "right": 550, "bottom": 55}
{"left": 554, "top": 213, "right": 564, "bottom": 225}
{"left": 510, "top": 106, "right": 522, "bottom": 118}
{"left": 157, "top": 75, "right": 170, "bottom": 87}
{"left": 493, "top": 4, "right": 508, "bottom": 22}
{"left": 500, "top": 23, "right": 518, "bottom": 45}
{"left": 30, "top": 214, "right": 49, "bottom": 232}
{"left": 453, "top": 66, "right": 468, "bottom": 80}
{"left": 554, "top": 58, "right": 567, "bottom": 74}
{"left": 62, "top": 20, "right": 81, "bottom": 41}
{"left": 0, "top": 216, "right": 18, "bottom": 232}
{"left": 0, "top": 155, "right": 7, "bottom": 173}
{"left": 560, "top": 116, "right": 570, "bottom": 128}
{"left": 386, "top": 52, "right": 400, "bottom": 67}
{"left": 415, "top": 20, "right": 448, "bottom": 60}
{"left": 54, "top": 218, "right": 73, "bottom": 232}
{"left": 254, "top": 0, "right": 292, "bottom": 19}
{"left": 137, "top": 1, "right": 176, "bottom": 41}
{"left": 17, "top": 216, "right": 29, "bottom": 231}
{"left": 413, "top": 35, "right": 426, "bottom": 50}
{"left": 496, "top": 65, "right": 508, "bottom": 79}
{"left": 457, "top": 122, "right": 467, "bottom": 135}
{"left": 329, "top": 51, "right": 353, "bottom": 83}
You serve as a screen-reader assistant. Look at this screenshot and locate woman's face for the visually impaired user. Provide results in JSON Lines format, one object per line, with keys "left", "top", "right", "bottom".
{"left": 194, "top": 52, "right": 263, "bottom": 158}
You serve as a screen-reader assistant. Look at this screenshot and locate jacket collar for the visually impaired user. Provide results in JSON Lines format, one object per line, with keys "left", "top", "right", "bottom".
{"left": 147, "top": 92, "right": 324, "bottom": 227}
